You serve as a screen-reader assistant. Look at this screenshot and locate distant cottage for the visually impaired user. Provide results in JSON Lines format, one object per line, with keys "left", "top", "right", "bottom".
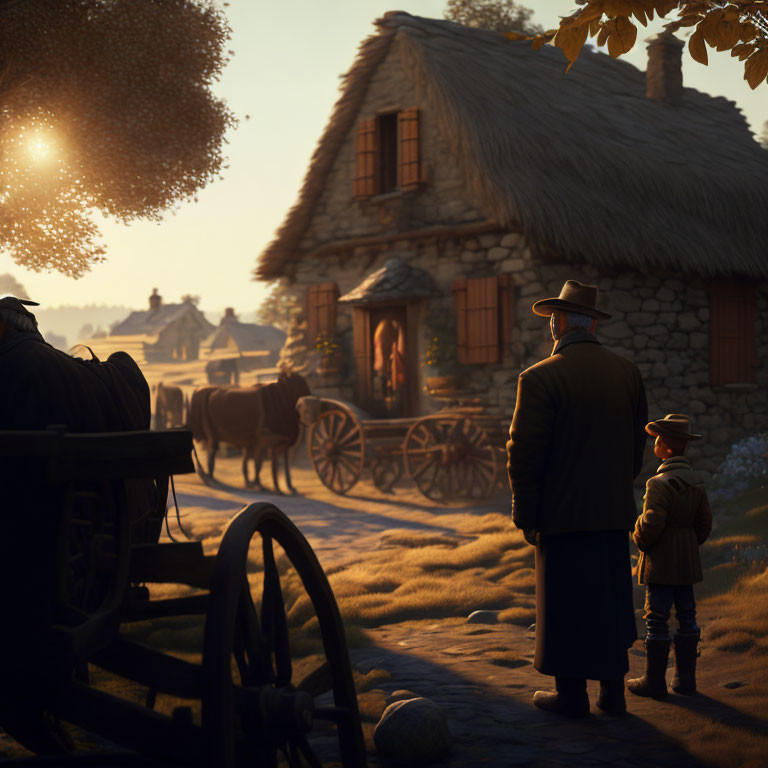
{"left": 256, "top": 12, "right": 768, "bottom": 472}
{"left": 202, "top": 307, "right": 286, "bottom": 384}
{"left": 111, "top": 289, "right": 215, "bottom": 363}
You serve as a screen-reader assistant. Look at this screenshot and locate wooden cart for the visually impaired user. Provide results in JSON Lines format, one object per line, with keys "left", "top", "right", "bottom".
{"left": 0, "top": 427, "right": 366, "bottom": 767}
{"left": 300, "top": 397, "right": 509, "bottom": 503}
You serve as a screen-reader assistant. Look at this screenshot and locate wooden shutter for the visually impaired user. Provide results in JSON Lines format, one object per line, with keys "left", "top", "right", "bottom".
{"left": 305, "top": 283, "right": 338, "bottom": 344}
{"left": 499, "top": 274, "right": 516, "bottom": 348}
{"left": 353, "top": 307, "right": 372, "bottom": 408}
{"left": 453, "top": 277, "right": 500, "bottom": 364}
{"left": 710, "top": 281, "right": 756, "bottom": 386}
{"left": 398, "top": 108, "right": 420, "bottom": 191}
{"left": 354, "top": 118, "right": 378, "bottom": 199}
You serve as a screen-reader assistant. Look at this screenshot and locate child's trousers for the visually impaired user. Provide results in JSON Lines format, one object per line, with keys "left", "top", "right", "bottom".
{"left": 644, "top": 584, "right": 699, "bottom": 640}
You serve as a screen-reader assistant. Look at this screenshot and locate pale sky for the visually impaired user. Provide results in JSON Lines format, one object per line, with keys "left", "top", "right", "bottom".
{"left": 4, "top": 0, "right": 766, "bottom": 319}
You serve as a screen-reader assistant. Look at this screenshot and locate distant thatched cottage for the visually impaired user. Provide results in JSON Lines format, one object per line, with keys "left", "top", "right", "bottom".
{"left": 256, "top": 12, "right": 768, "bottom": 473}
{"left": 202, "top": 307, "right": 286, "bottom": 384}
{"left": 111, "top": 289, "right": 214, "bottom": 362}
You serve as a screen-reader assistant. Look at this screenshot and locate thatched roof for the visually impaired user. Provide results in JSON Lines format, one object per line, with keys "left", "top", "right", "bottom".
{"left": 339, "top": 258, "right": 439, "bottom": 304}
{"left": 111, "top": 302, "right": 214, "bottom": 336}
{"left": 207, "top": 321, "right": 286, "bottom": 354}
{"left": 256, "top": 11, "right": 768, "bottom": 281}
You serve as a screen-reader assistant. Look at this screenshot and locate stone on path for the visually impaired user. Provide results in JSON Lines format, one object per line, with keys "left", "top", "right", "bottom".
{"left": 374, "top": 697, "right": 452, "bottom": 762}
{"left": 467, "top": 610, "right": 500, "bottom": 625}
{"left": 723, "top": 680, "right": 749, "bottom": 689}
{"left": 385, "top": 689, "right": 420, "bottom": 705}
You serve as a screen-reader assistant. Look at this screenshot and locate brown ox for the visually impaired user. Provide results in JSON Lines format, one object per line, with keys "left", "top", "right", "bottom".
{"left": 154, "top": 382, "right": 185, "bottom": 429}
{"left": 188, "top": 372, "right": 310, "bottom": 493}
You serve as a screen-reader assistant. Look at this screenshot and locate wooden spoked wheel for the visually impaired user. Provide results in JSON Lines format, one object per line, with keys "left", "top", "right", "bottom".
{"left": 403, "top": 415, "right": 497, "bottom": 503}
{"left": 202, "top": 502, "right": 366, "bottom": 768}
{"left": 308, "top": 409, "right": 365, "bottom": 495}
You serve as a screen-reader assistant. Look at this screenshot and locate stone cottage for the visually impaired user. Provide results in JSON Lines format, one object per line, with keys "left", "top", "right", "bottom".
{"left": 111, "top": 289, "right": 215, "bottom": 363}
{"left": 255, "top": 11, "right": 768, "bottom": 472}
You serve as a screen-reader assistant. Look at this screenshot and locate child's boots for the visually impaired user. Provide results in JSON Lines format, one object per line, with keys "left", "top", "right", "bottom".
{"left": 671, "top": 632, "right": 700, "bottom": 695}
{"left": 627, "top": 637, "right": 670, "bottom": 700}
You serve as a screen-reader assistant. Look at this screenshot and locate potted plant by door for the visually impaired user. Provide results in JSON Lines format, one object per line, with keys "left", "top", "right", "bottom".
{"left": 424, "top": 310, "right": 461, "bottom": 396}
{"left": 315, "top": 332, "right": 343, "bottom": 382}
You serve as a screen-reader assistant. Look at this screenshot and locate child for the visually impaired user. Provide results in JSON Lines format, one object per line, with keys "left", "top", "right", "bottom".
{"left": 628, "top": 413, "right": 712, "bottom": 700}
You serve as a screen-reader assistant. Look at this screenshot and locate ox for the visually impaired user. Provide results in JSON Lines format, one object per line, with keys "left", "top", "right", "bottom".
{"left": 188, "top": 371, "right": 310, "bottom": 493}
{"left": 154, "top": 382, "right": 185, "bottom": 429}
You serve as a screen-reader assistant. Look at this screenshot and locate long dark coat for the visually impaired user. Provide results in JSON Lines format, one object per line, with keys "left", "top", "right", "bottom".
{"left": 634, "top": 456, "right": 712, "bottom": 585}
{"left": 506, "top": 331, "right": 647, "bottom": 679}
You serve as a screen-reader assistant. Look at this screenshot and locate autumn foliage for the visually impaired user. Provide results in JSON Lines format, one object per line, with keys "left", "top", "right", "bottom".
{"left": 0, "top": 0, "right": 235, "bottom": 277}
{"left": 508, "top": 2, "right": 768, "bottom": 88}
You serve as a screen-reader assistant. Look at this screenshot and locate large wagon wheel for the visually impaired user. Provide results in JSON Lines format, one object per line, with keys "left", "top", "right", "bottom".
{"left": 308, "top": 409, "right": 365, "bottom": 495}
{"left": 202, "top": 502, "right": 366, "bottom": 768}
{"left": 403, "top": 415, "right": 497, "bottom": 503}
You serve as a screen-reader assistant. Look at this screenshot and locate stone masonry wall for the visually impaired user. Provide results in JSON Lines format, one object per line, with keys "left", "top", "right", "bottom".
{"left": 280, "top": 231, "right": 767, "bottom": 477}
{"left": 296, "top": 36, "right": 482, "bottom": 256}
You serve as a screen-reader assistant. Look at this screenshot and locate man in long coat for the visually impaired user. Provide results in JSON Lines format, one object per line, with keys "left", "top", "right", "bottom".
{"left": 507, "top": 280, "right": 648, "bottom": 717}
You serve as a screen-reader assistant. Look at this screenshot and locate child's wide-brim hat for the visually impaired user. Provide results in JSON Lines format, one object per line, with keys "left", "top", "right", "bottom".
{"left": 532, "top": 280, "right": 612, "bottom": 319}
{"left": 646, "top": 413, "right": 701, "bottom": 440}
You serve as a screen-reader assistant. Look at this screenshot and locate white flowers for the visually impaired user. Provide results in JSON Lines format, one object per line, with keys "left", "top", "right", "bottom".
{"left": 709, "top": 433, "right": 768, "bottom": 503}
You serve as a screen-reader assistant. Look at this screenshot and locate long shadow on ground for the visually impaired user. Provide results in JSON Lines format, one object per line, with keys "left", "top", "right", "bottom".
{"left": 350, "top": 642, "right": 715, "bottom": 768}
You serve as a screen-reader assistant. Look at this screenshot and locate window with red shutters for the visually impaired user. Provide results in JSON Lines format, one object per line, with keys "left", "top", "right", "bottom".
{"left": 398, "top": 108, "right": 420, "bottom": 191}
{"left": 305, "top": 283, "right": 339, "bottom": 345}
{"left": 354, "top": 119, "right": 378, "bottom": 199}
{"left": 453, "top": 276, "right": 509, "bottom": 364}
{"left": 353, "top": 109, "right": 422, "bottom": 199}
{"left": 709, "top": 281, "right": 756, "bottom": 386}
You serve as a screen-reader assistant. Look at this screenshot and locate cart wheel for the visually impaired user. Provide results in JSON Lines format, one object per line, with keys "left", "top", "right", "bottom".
{"left": 403, "top": 415, "right": 497, "bottom": 503}
{"left": 202, "top": 502, "right": 366, "bottom": 768}
{"left": 308, "top": 409, "right": 364, "bottom": 495}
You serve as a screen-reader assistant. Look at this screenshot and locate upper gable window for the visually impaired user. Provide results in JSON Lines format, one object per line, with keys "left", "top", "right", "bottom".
{"left": 354, "top": 108, "right": 421, "bottom": 199}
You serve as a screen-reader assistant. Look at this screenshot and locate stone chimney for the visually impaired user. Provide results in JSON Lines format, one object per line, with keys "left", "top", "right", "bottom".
{"left": 223, "top": 307, "right": 237, "bottom": 322}
{"left": 149, "top": 288, "right": 162, "bottom": 311}
{"left": 645, "top": 32, "right": 684, "bottom": 105}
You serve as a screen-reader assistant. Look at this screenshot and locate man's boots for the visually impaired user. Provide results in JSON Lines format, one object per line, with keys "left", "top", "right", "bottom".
{"left": 627, "top": 637, "right": 670, "bottom": 700}
{"left": 533, "top": 676, "right": 589, "bottom": 717}
{"left": 671, "top": 633, "right": 700, "bottom": 695}
{"left": 597, "top": 678, "right": 626, "bottom": 715}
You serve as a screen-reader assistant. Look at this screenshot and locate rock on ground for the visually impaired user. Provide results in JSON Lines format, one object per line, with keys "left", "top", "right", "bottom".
{"left": 374, "top": 697, "right": 452, "bottom": 762}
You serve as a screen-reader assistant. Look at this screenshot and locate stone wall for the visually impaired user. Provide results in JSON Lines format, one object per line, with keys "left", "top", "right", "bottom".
{"left": 280, "top": 229, "right": 767, "bottom": 476}
{"left": 297, "top": 36, "right": 483, "bottom": 256}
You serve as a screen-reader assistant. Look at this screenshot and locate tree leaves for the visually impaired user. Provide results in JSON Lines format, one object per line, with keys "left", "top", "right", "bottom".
{"left": 745, "top": 48, "right": 768, "bottom": 88}
{"left": 0, "top": 0, "right": 236, "bottom": 277}
{"left": 513, "top": 1, "right": 768, "bottom": 88}
{"left": 689, "top": 29, "right": 708, "bottom": 64}
{"left": 608, "top": 16, "right": 637, "bottom": 57}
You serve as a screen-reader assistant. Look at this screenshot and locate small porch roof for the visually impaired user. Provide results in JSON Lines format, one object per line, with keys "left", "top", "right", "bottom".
{"left": 338, "top": 258, "right": 440, "bottom": 305}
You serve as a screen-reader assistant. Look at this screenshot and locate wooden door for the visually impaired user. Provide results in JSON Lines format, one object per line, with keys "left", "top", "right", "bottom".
{"left": 352, "top": 303, "right": 419, "bottom": 417}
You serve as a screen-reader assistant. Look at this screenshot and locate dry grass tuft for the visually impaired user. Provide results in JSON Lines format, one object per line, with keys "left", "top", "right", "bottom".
{"left": 378, "top": 531, "right": 462, "bottom": 549}
{"left": 484, "top": 650, "right": 529, "bottom": 668}
{"left": 712, "top": 631, "right": 756, "bottom": 653}
{"left": 353, "top": 667, "right": 391, "bottom": 693}
{"left": 498, "top": 606, "right": 536, "bottom": 626}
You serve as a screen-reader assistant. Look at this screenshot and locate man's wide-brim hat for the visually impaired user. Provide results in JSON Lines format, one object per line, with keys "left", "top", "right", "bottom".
{"left": 0, "top": 295, "right": 39, "bottom": 322}
{"left": 532, "top": 280, "right": 612, "bottom": 320}
{"left": 646, "top": 413, "right": 701, "bottom": 441}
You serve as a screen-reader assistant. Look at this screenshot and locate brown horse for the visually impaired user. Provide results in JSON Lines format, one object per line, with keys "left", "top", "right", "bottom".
{"left": 188, "top": 372, "right": 310, "bottom": 492}
{"left": 154, "top": 382, "right": 185, "bottom": 429}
